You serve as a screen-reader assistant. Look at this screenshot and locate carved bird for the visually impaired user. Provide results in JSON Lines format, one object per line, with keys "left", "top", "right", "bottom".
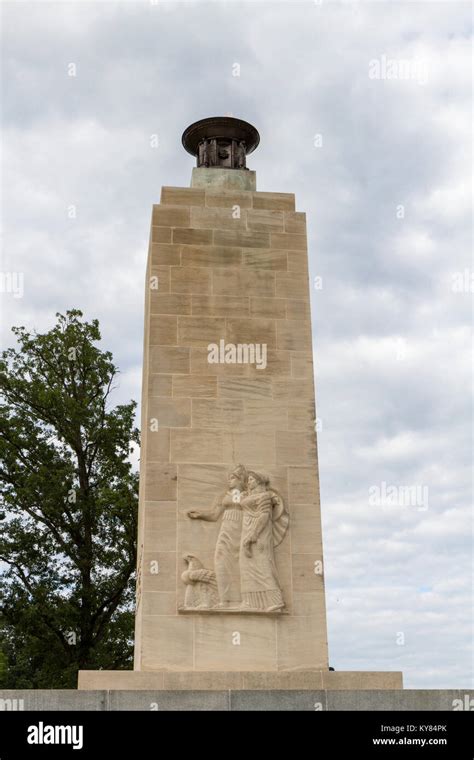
{"left": 181, "top": 553, "right": 218, "bottom": 610}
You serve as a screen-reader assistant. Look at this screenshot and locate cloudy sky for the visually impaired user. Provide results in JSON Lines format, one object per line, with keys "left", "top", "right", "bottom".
{"left": 1, "top": 0, "right": 472, "bottom": 689}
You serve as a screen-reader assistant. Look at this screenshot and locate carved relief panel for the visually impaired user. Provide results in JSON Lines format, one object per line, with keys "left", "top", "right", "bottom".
{"left": 180, "top": 465, "right": 289, "bottom": 614}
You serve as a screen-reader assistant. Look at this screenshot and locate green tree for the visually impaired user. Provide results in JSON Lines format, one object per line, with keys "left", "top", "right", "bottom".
{"left": 0, "top": 310, "right": 139, "bottom": 688}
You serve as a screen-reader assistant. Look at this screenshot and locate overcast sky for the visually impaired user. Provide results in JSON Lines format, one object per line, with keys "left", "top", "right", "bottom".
{"left": 1, "top": 0, "right": 472, "bottom": 689}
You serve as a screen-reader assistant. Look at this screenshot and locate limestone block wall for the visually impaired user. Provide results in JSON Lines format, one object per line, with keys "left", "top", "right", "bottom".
{"left": 134, "top": 182, "right": 328, "bottom": 673}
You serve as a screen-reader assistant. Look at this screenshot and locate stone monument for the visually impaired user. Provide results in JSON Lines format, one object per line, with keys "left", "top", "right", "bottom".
{"left": 78, "top": 117, "right": 402, "bottom": 691}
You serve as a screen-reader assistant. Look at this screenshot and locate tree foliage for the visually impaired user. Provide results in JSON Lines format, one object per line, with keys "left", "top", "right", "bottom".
{"left": 0, "top": 310, "right": 139, "bottom": 687}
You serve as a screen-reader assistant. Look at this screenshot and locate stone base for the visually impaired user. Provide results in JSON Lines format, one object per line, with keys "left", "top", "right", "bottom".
{"left": 191, "top": 166, "right": 256, "bottom": 191}
{"left": 78, "top": 669, "right": 403, "bottom": 691}
{"left": 3, "top": 688, "right": 472, "bottom": 711}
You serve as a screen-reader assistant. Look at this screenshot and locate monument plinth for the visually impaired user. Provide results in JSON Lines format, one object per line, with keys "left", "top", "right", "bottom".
{"left": 78, "top": 117, "right": 402, "bottom": 692}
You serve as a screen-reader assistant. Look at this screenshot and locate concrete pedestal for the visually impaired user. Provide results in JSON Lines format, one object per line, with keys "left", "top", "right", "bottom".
{"left": 3, "top": 688, "right": 472, "bottom": 712}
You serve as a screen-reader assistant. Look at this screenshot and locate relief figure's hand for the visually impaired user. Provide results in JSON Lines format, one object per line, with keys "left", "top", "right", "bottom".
{"left": 187, "top": 510, "right": 202, "bottom": 520}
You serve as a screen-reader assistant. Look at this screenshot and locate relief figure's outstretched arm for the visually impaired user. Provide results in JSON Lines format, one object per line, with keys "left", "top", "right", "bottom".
{"left": 187, "top": 494, "right": 226, "bottom": 522}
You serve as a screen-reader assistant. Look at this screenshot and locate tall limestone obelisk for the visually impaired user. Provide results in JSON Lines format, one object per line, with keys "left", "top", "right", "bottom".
{"left": 79, "top": 117, "right": 402, "bottom": 691}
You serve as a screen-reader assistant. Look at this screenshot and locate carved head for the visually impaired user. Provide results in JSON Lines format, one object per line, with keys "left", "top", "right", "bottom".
{"left": 183, "top": 553, "right": 200, "bottom": 567}
{"left": 228, "top": 464, "right": 247, "bottom": 490}
{"left": 247, "top": 470, "right": 270, "bottom": 491}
